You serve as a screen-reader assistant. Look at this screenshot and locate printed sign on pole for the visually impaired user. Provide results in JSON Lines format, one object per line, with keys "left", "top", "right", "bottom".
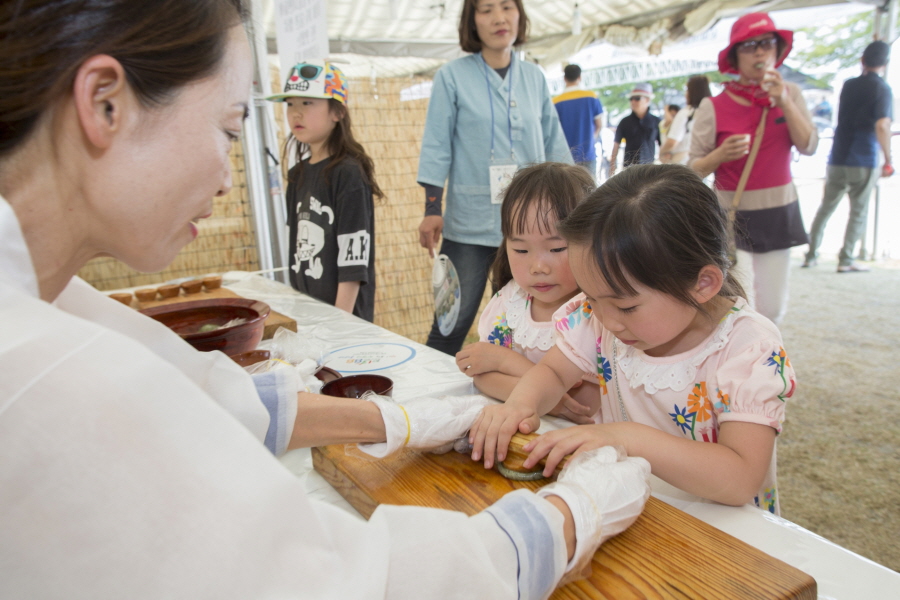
{"left": 272, "top": 0, "right": 329, "bottom": 84}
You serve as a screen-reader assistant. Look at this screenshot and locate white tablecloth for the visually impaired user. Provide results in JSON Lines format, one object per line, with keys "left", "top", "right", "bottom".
{"left": 222, "top": 272, "right": 898, "bottom": 600}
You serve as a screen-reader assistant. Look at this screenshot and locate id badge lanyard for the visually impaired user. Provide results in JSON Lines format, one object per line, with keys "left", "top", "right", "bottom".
{"left": 482, "top": 53, "right": 518, "bottom": 204}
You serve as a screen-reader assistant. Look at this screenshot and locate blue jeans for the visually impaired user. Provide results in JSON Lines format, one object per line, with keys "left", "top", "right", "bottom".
{"left": 426, "top": 239, "right": 497, "bottom": 355}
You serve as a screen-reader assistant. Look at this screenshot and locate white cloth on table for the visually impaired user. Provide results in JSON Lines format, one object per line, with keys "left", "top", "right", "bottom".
{"left": 0, "top": 195, "right": 566, "bottom": 599}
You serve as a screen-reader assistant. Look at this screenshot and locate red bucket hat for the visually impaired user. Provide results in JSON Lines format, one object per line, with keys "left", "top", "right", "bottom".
{"left": 717, "top": 13, "right": 793, "bottom": 74}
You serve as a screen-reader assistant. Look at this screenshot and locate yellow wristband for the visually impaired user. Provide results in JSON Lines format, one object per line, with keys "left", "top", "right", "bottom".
{"left": 397, "top": 403, "right": 411, "bottom": 447}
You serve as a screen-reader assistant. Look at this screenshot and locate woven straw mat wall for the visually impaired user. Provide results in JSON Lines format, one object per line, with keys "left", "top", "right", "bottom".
{"left": 77, "top": 143, "right": 260, "bottom": 290}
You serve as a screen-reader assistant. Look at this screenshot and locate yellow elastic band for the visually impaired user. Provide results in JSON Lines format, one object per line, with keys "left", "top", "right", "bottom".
{"left": 397, "top": 404, "right": 411, "bottom": 447}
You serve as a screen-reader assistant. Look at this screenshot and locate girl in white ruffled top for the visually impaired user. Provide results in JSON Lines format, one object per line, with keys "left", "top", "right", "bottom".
{"left": 469, "top": 164, "right": 796, "bottom": 514}
{"left": 455, "top": 162, "right": 600, "bottom": 425}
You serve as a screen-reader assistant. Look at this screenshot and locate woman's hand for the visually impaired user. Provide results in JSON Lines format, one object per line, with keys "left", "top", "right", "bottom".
{"left": 761, "top": 68, "right": 786, "bottom": 106}
{"left": 418, "top": 215, "right": 444, "bottom": 258}
{"left": 547, "top": 393, "right": 596, "bottom": 425}
{"left": 468, "top": 402, "right": 541, "bottom": 468}
{"left": 522, "top": 424, "right": 629, "bottom": 478}
{"left": 455, "top": 342, "right": 506, "bottom": 376}
{"left": 717, "top": 134, "right": 751, "bottom": 163}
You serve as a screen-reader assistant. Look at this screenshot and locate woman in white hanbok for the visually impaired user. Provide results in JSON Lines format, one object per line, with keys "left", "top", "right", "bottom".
{"left": 0, "top": 1, "right": 649, "bottom": 598}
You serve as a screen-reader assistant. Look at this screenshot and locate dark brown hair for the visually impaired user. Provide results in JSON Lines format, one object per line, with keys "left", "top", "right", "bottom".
{"left": 557, "top": 164, "right": 745, "bottom": 314}
{"left": 686, "top": 75, "right": 711, "bottom": 109}
{"left": 490, "top": 162, "right": 595, "bottom": 290}
{"left": 0, "top": 0, "right": 248, "bottom": 158}
{"left": 284, "top": 98, "right": 384, "bottom": 202}
{"left": 458, "top": 0, "right": 529, "bottom": 54}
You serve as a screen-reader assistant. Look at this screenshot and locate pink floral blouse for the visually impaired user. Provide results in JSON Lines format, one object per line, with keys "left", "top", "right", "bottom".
{"left": 554, "top": 295, "right": 795, "bottom": 514}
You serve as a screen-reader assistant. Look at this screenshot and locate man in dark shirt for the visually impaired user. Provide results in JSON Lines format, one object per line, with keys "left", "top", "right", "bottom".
{"left": 609, "top": 83, "right": 661, "bottom": 176}
{"left": 804, "top": 40, "right": 893, "bottom": 272}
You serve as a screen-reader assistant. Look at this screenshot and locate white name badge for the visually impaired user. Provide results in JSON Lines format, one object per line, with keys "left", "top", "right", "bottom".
{"left": 489, "top": 163, "right": 518, "bottom": 204}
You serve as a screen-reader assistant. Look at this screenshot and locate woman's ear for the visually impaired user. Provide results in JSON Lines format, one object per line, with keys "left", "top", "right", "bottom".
{"left": 692, "top": 265, "right": 724, "bottom": 304}
{"left": 72, "top": 55, "right": 128, "bottom": 149}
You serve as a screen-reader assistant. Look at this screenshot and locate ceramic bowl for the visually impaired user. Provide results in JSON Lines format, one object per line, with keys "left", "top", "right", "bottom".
{"left": 202, "top": 275, "right": 222, "bottom": 291}
{"left": 109, "top": 292, "right": 132, "bottom": 306}
{"left": 321, "top": 374, "right": 393, "bottom": 398}
{"left": 230, "top": 349, "right": 271, "bottom": 368}
{"left": 181, "top": 279, "right": 203, "bottom": 294}
{"left": 157, "top": 284, "right": 180, "bottom": 299}
{"left": 140, "top": 298, "right": 270, "bottom": 356}
{"left": 315, "top": 366, "right": 342, "bottom": 384}
{"left": 135, "top": 288, "right": 158, "bottom": 302}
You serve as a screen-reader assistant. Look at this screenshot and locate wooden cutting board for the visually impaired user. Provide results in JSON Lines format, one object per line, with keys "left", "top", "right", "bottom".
{"left": 313, "top": 445, "right": 816, "bottom": 599}
{"left": 131, "top": 287, "right": 296, "bottom": 340}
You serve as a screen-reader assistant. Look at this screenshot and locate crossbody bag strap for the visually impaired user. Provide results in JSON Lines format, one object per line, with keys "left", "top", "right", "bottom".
{"left": 729, "top": 106, "right": 769, "bottom": 224}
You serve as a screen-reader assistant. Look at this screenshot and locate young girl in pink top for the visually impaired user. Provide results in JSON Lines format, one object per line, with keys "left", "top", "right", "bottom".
{"left": 455, "top": 162, "right": 600, "bottom": 424}
{"left": 470, "top": 164, "right": 795, "bottom": 513}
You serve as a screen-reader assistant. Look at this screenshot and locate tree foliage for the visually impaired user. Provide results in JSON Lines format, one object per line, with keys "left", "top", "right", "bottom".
{"left": 790, "top": 11, "right": 875, "bottom": 75}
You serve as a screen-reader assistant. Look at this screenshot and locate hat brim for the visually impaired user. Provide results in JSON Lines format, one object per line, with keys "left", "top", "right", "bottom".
{"left": 627, "top": 92, "right": 654, "bottom": 99}
{"left": 718, "top": 29, "right": 793, "bottom": 74}
{"left": 264, "top": 91, "right": 338, "bottom": 102}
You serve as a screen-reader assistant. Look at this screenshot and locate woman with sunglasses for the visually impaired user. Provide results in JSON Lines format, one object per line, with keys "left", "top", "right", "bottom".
{"left": 689, "top": 13, "right": 816, "bottom": 326}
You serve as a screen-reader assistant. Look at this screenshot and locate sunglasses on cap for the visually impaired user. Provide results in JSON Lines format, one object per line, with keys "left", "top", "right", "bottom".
{"left": 736, "top": 36, "right": 778, "bottom": 54}
{"left": 294, "top": 63, "right": 323, "bottom": 80}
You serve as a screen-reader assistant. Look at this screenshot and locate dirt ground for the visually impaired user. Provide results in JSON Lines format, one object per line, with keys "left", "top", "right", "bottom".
{"left": 777, "top": 255, "right": 900, "bottom": 573}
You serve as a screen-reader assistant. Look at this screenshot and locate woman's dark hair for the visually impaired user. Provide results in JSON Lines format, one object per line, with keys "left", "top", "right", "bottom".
{"left": 686, "top": 75, "right": 711, "bottom": 109}
{"left": 557, "top": 164, "right": 746, "bottom": 313}
{"left": 726, "top": 34, "right": 788, "bottom": 72}
{"left": 284, "top": 98, "right": 384, "bottom": 202}
{"left": 0, "top": 0, "right": 248, "bottom": 158}
{"left": 458, "top": 0, "right": 529, "bottom": 54}
{"left": 490, "top": 162, "right": 595, "bottom": 290}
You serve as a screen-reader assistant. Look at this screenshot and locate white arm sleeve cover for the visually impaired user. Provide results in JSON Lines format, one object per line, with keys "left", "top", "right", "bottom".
{"left": 375, "top": 489, "right": 567, "bottom": 600}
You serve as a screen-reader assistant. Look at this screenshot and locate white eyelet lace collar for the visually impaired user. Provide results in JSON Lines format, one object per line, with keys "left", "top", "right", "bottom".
{"left": 504, "top": 282, "right": 555, "bottom": 352}
{"left": 617, "top": 299, "right": 747, "bottom": 394}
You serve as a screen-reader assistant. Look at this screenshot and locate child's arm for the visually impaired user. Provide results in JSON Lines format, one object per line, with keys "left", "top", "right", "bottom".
{"left": 468, "top": 345, "right": 585, "bottom": 469}
{"left": 457, "top": 343, "right": 596, "bottom": 424}
{"left": 522, "top": 420, "right": 775, "bottom": 506}
{"left": 334, "top": 281, "right": 361, "bottom": 314}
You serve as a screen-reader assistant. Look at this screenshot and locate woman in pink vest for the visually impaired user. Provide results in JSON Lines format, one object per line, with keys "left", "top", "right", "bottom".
{"left": 689, "top": 13, "right": 816, "bottom": 326}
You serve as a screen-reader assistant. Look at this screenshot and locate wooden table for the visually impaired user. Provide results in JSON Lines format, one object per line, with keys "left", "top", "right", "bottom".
{"left": 313, "top": 444, "right": 816, "bottom": 600}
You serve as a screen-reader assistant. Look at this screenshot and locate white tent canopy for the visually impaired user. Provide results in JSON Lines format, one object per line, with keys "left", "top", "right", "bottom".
{"left": 262, "top": 0, "right": 892, "bottom": 78}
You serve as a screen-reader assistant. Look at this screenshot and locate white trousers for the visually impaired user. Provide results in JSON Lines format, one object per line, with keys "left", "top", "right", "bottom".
{"left": 732, "top": 248, "right": 792, "bottom": 326}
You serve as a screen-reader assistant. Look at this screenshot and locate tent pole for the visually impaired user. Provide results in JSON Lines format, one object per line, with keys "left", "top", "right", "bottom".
{"left": 242, "top": 0, "right": 290, "bottom": 283}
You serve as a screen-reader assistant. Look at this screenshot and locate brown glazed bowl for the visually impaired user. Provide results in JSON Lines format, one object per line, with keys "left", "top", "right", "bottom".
{"left": 134, "top": 288, "right": 158, "bottom": 302}
{"left": 229, "top": 349, "right": 271, "bottom": 368}
{"left": 109, "top": 292, "right": 132, "bottom": 306}
{"left": 314, "top": 366, "right": 342, "bottom": 384}
{"left": 181, "top": 279, "right": 203, "bottom": 294}
{"left": 202, "top": 275, "right": 222, "bottom": 291}
{"left": 321, "top": 374, "right": 393, "bottom": 398}
{"left": 140, "top": 298, "right": 270, "bottom": 356}
{"left": 157, "top": 284, "right": 180, "bottom": 299}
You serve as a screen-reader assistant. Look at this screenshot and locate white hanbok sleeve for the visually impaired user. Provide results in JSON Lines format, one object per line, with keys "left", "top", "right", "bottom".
{"left": 3, "top": 288, "right": 567, "bottom": 599}
{"left": 54, "top": 277, "right": 275, "bottom": 443}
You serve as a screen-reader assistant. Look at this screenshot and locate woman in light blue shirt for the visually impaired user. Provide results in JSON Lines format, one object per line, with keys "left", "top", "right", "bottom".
{"left": 417, "top": 0, "right": 573, "bottom": 355}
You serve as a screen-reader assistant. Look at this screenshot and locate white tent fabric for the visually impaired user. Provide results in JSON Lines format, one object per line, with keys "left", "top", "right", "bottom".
{"left": 262, "top": 0, "right": 862, "bottom": 78}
